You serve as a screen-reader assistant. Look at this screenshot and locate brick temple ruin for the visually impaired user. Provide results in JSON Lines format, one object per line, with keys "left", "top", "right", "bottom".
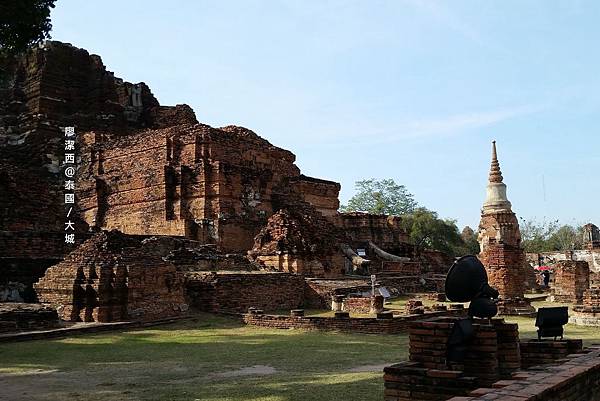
{"left": 477, "top": 141, "right": 536, "bottom": 316}
{"left": 0, "top": 41, "right": 450, "bottom": 322}
{"left": 526, "top": 222, "right": 600, "bottom": 272}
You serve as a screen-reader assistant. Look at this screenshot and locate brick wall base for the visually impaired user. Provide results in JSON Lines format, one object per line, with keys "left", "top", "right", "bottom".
{"left": 243, "top": 308, "right": 466, "bottom": 334}
{"left": 447, "top": 346, "right": 600, "bottom": 401}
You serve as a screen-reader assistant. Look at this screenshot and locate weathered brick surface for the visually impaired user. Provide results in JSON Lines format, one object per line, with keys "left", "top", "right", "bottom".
{"left": 519, "top": 339, "right": 583, "bottom": 368}
{"left": 407, "top": 318, "right": 520, "bottom": 386}
{"left": 342, "top": 295, "right": 384, "bottom": 314}
{"left": 460, "top": 347, "right": 600, "bottom": 401}
{"left": 34, "top": 231, "right": 187, "bottom": 322}
{"left": 477, "top": 143, "right": 535, "bottom": 313}
{"left": 249, "top": 208, "right": 346, "bottom": 277}
{"left": 583, "top": 223, "right": 600, "bottom": 250}
{"left": 0, "top": 303, "right": 60, "bottom": 333}
{"left": 551, "top": 260, "right": 590, "bottom": 303}
{"left": 243, "top": 308, "right": 466, "bottom": 334}
{"left": 571, "top": 287, "right": 600, "bottom": 325}
{"left": 185, "top": 272, "right": 305, "bottom": 313}
{"left": 303, "top": 278, "right": 372, "bottom": 309}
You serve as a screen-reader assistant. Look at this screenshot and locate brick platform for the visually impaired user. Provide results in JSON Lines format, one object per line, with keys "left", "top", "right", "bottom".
{"left": 447, "top": 346, "right": 600, "bottom": 401}
{"left": 520, "top": 339, "right": 583, "bottom": 368}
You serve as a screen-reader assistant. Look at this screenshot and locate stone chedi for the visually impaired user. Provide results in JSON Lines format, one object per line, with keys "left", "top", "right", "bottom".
{"left": 477, "top": 141, "right": 535, "bottom": 315}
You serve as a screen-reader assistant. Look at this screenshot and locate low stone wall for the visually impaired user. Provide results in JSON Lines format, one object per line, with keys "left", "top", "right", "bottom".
{"left": 448, "top": 346, "right": 600, "bottom": 401}
{"left": 243, "top": 308, "right": 466, "bottom": 334}
{"left": 0, "top": 303, "right": 60, "bottom": 333}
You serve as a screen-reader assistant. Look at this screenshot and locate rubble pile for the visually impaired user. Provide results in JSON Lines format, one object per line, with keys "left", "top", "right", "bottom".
{"left": 249, "top": 207, "right": 346, "bottom": 276}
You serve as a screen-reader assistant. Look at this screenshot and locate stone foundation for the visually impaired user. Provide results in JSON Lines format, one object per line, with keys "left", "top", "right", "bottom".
{"left": 243, "top": 308, "right": 466, "bottom": 334}
{"left": 0, "top": 303, "right": 60, "bottom": 333}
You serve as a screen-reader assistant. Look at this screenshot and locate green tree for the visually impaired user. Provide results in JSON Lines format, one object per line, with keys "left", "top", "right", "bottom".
{"left": 519, "top": 218, "right": 559, "bottom": 253}
{"left": 0, "top": 0, "right": 56, "bottom": 55}
{"left": 340, "top": 178, "right": 417, "bottom": 215}
{"left": 547, "top": 224, "right": 584, "bottom": 251}
{"left": 460, "top": 226, "right": 481, "bottom": 255}
{"left": 400, "top": 208, "right": 464, "bottom": 256}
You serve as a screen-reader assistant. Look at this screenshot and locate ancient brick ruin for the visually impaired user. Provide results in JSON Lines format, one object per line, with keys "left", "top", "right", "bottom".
{"left": 34, "top": 231, "right": 187, "bottom": 322}
{"left": 0, "top": 41, "right": 455, "bottom": 322}
{"left": 583, "top": 223, "right": 600, "bottom": 250}
{"left": 551, "top": 260, "right": 590, "bottom": 304}
{"left": 383, "top": 316, "right": 591, "bottom": 401}
{"left": 571, "top": 286, "right": 600, "bottom": 326}
{"left": 477, "top": 141, "right": 535, "bottom": 316}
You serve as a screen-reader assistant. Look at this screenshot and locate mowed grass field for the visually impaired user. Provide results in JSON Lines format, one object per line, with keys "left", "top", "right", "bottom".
{"left": 0, "top": 313, "right": 408, "bottom": 401}
{"left": 1, "top": 302, "right": 600, "bottom": 401}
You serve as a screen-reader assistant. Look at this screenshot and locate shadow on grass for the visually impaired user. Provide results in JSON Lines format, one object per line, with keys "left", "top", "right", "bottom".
{"left": 0, "top": 313, "right": 409, "bottom": 378}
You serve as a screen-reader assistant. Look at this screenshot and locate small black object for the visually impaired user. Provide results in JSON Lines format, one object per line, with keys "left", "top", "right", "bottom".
{"left": 445, "top": 255, "right": 499, "bottom": 319}
{"left": 535, "top": 307, "right": 568, "bottom": 340}
{"left": 447, "top": 318, "right": 474, "bottom": 363}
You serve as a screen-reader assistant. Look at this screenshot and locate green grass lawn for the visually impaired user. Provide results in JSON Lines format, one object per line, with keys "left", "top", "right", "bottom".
{"left": 2, "top": 302, "right": 600, "bottom": 401}
{"left": 0, "top": 313, "right": 408, "bottom": 401}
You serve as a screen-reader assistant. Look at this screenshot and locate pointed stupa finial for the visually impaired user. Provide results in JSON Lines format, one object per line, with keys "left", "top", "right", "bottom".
{"left": 488, "top": 140, "right": 504, "bottom": 183}
{"left": 482, "top": 140, "right": 512, "bottom": 213}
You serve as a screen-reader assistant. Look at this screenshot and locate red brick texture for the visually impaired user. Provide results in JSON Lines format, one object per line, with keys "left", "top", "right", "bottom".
{"left": 243, "top": 308, "right": 466, "bottom": 334}
{"left": 551, "top": 260, "right": 590, "bottom": 304}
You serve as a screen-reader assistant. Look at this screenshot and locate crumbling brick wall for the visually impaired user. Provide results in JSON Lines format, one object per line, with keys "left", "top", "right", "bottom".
{"left": 34, "top": 231, "right": 187, "bottom": 322}
{"left": 249, "top": 209, "right": 346, "bottom": 277}
{"left": 185, "top": 272, "right": 305, "bottom": 313}
{"left": 0, "top": 41, "right": 197, "bottom": 289}
{"left": 551, "top": 260, "right": 590, "bottom": 303}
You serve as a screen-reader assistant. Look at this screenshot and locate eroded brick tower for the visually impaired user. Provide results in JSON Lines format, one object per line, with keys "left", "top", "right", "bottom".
{"left": 478, "top": 141, "right": 535, "bottom": 315}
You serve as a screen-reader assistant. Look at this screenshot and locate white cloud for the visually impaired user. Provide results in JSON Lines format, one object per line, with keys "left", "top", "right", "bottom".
{"left": 297, "top": 103, "right": 544, "bottom": 149}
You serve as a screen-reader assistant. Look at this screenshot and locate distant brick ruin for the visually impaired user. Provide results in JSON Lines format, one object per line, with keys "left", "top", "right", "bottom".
{"left": 0, "top": 41, "right": 451, "bottom": 321}
{"left": 584, "top": 223, "right": 600, "bottom": 250}
{"left": 551, "top": 260, "right": 590, "bottom": 304}
{"left": 477, "top": 141, "right": 535, "bottom": 316}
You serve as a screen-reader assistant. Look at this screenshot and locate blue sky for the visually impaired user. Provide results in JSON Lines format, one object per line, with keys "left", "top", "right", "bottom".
{"left": 50, "top": 1, "right": 599, "bottom": 229}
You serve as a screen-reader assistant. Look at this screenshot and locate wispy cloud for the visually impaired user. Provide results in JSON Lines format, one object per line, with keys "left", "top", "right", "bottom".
{"left": 388, "top": 104, "right": 543, "bottom": 140}
{"left": 298, "top": 103, "right": 544, "bottom": 149}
